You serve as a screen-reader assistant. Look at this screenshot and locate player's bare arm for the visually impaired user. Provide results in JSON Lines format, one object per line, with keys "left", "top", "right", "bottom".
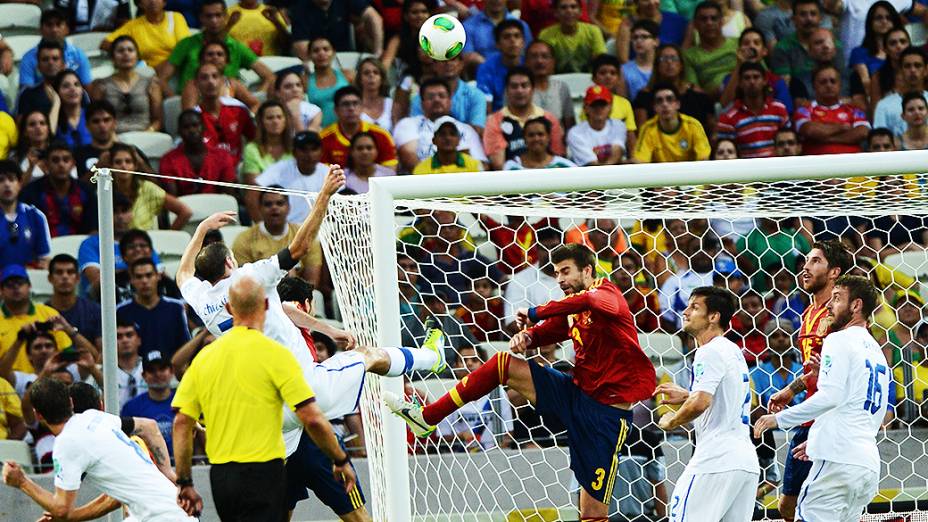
{"left": 176, "top": 211, "right": 238, "bottom": 287}
{"left": 281, "top": 301, "right": 357, "bottom": 349}
{"left": 654, "top": 382, "right": 690, "bottom": 406}
{"left": 132, "top": 417, "right": 176, "bottom": 482}
{"left": 657, "top": 390, "right": 713, "bottom": 430}
{"left": 287, "top": 165, "right": 346, "bottom": 260}
{"left": 295, "top": 399, "right": 358, "bottom": 492}
{"left": 2, "top": 461, "right": 79, "bottom": 520}
{"left": 754, "top": 413, "right": 779, "bottom": 438}
{"left": 172, "top": 412, "right": 204, "bottom": 517}
{"left": 42, "top": 494, "right": 123, "bottom": 522}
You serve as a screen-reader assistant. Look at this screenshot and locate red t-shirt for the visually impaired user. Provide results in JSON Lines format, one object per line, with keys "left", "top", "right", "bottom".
{"left": 527, "top": 278, "right": 656, "bottom": 405}
{"left": 729, "top": 313, "right": 771, "bottom": 365}
{"left": 159, "top": 144, "right": 237, "bottom": 196}
{"left": 319, "top": 121, "right": 398, "bottom": 169}
{"left": 793, "top": 102, "right": 869, "bottom": 155}
{"left": 198, "top": 99, "right": 256, "bottom": 162}
{"left": 716, "top": 98, "right": 790, "bottom": 158}
{"left": 480, "top": 217, "right": 556, "bottom": 274}
{"left": 520, "top": 0, "right": 591, "bottom": 40}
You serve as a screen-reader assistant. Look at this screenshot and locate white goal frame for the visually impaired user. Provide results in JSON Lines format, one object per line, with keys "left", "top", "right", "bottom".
{"left": 366, "top": 150, "right": 928, "bottom": 521}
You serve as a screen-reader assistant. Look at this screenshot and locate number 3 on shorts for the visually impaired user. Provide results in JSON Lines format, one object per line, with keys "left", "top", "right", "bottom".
{"left": 592, "top": 468, "right": 606, "bottom": 490}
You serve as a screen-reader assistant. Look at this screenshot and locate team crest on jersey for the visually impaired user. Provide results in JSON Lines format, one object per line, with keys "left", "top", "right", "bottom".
{"left": 822, "top": 354, "right": 832, "bottom": 374}
{"left": 694, "top": 362, "right": 704, "bottom": 380}
{"left": 816, "top": 316, "right": 833, "bottom": 336}
{"left": 680, "top": 139, "right": 689, "bottom": 150}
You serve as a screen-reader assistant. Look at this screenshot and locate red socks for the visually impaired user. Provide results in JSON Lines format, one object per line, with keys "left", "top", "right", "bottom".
{"left": 422, "top": 352, "right": 512, "bottom": 425}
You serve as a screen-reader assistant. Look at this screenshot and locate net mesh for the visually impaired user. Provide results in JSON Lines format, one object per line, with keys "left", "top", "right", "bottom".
{"left": 320, "top": 174, "right": 928, "bottom": 521}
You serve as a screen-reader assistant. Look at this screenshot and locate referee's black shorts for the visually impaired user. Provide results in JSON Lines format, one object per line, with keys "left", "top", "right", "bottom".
{"left": 210, "top": 459, "right": 287, "bottom": 522}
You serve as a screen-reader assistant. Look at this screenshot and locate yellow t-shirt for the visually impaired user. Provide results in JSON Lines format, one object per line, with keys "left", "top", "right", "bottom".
{"left": 538, "top": 22, "right": 607, "bottom": 74}
{"left": 894, "top": 363, "right": 928, "bottom": 403}
{"left": 228, "top": 5, "right": 287, "bottom": 56}
{"left": 172, "top": 326, "right": 315, "bottom": 464}
{"left": 0, "top": 377, "right": 22, "bottom": 440}
{"left": 0, "top": 112, "right": 17, "bottom": 159}
{"left": 0, "top": 303, "right": 73, "bottom": 373}
{"left": 106, "top": 12, "right": 191, "bottom": 67}
{"left": 579, "top": 94, "right": 637, "bottom": 132}
{"left": 231, "top": 223, "right": 322, "bottom": 269}
{"left": 128, "top": 180, "right": 166, "bottom": 231}
{"left": 634, "top": 113, "right": 711, "bottom": 163}
{"left": 596, "top": 0, "right": 628, "bottom": 34}
{"left": 412, "top": 153, "right": 483, "bottom": 174}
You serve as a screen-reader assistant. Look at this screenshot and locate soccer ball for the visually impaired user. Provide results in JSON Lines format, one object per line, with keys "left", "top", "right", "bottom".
{"left": 419, "top": 14, "right": 467, "bottom": 61}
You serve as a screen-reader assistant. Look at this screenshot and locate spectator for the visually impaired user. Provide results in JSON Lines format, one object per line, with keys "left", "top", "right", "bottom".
{"left": 18, "top": 9, "right": 92, "bottom": 88}
{"left": 381, "top": 0, "right": 434, "bottom": 82}
{"left": 567, "top": 85, "right": 628, "bottom": 165}
{"left": 394, "top": 78, "right": 487, "bottom": 173}
{"left": 304, "top": 37, "right": 353, "bottom": 127}
{"left": 616, "top": 0, "right": 688, "bottom": 64}
{"left": 633, "top": 83, "right": 711, "bottom": 162}
{"left": 874, "top": 47, "right": 928, "bottom": 137}
{"left": 342, "top": 132, "right": 397, "bottom": 192}
{"left": 120, "top": 350, "right": 177, "bottom": 455}
{"left": 106, "top": 143, "right": 192, "bottom": 230}
{"left": 273, "top": 70, "right": 323, "bottom": 133}
{"left": 824, "top": 0, "right": 914, "bottom": 64}
{"left": 1, "top": 329, "right": 72, "bottom": 400}
{"left": 794, "top": 65, "right": 870, "bottom": 155}
{"left": 720, "top": 28, "right": 793, "bottom": 113}
{"left": 583, "top": 54, "right": 637, "bottom": 140}
{"left": 712, "top": 137, "right": 739, "bottom": 159}
{"left": 412, "top": 119, "right": 484, "bottom": 174}
{"left": 192, "top": 62, "right": 257, "bottom": 162}
{"left": 160, "top": 110, "right": 238, "bottom": 198}
{"left": 102, "top": 0, "right": 191, "bottom": 68}
{"left": 89, "top": 36, "right": 163, "bottom": 133}
{"left": 20, "top": 143, "right": 97, "bottom": 237}
{"left": 320, "top": 86, "right": 398, "bottom": 170}
{"left": 503, "top": 117, "right": 576, "bottom": 169}
{"left": 633, "top": 44, "right": 714, "bottom": 129}
{"left": 16, "top": 40, "right": 66, "bottom": 119}
{"left": 115, "top": 318, "right": 146, "bottom": 407}
{"left": 485, "top": 67, "right": 566, "bottom": 170}
{"left": 770, "top": 0, "right": 838, "bottom": 88}
{"left": 768, "top": 267, "right": 805, "bottom": 330}
{"left": 462, "top": 0, "right": 532, "bottom": 66}
{"left": 48, "top": 70, "right": 91, "bottom": 150}
{"left": 12, "top": 112, "right": 52, "bottom": 185}
{"left": 754, "top": 0, "right": 798, "bottom": 50}
{"left": 526, "top": 41, "right": 576, "bottom": 131}
{"left": 0, "top": 266, "right": 74, "bottom": 373}
{"left": 774, "top": 126, "right": 802, "bottom": 156}
{"left": 716, "top": 62, "right": 791, "bottom": 158}
{"left": 240, "top": 101, "right": 293, "bottom": 191}
{"left": 749, "top": 320, "right": 802, "bottom": 405}
{"left": 683, "top": 1, "right": 738, "bottom": 98}
{"left": 869, "top": 126, "right": 898, "bottom": 152}
{"left": 227, "top": 0, "right": 290, "bottom": 56}
{"left": 501, "top": 227, "right": 564, "bottom": 331}
{"left": 0, "top": 375, "right": 25, "bottom": 440}
{"left": 411, "top": 54, "right": 488, "bottom": 131}
{"left": 737, "top": 218, "right": 810, "bottom": 292}
{"left": 623, "top": 20, "right": 659, "bottom": 101}
{"left": 898, "top": 92, "right": 928, "bottom": 149}
{"left": 45, "top": 254, "right": 102, "bottom": 348}
{"left": 54, "top": 0, "right": 130, "bottom": 33}
{"left": 290, "top": 0, "right": 384, "bottom": 57}
{"left": 455, "top": 279, "right": 505, "bottom": 342}
{"left": 477, "top": 20, "right": 528, "bottom": 112}
{"left": 252, "top": 131, "right": 330, "bottom": 224}
{"left": 0, "top": 161, "right": 51, "bottom": 269}
{"left": 658, "top": 236, "right": 718, "bottom": 329}
{"left": 871, "top": 27, "right": 911, "bottom": 105}
{"left": 73, "top": 100, "right": 119, "bottom": 180}
{"left": 886, "top": 289, "right": 925, "bottom": 367}
{"left": 180, "top": 41, "right": 261, "bottom": 112}
{"left": 114, "top": 229, "right": 181, "bottom": 303}
{"left": 116, "top": 257, "right": 191, "bottom": 359}
{"left": 785, "top": 28, "right": 849, "bottom": 104}
{"left": 850, "top": 2, "right": 905, "bottom": 99}
{"left": 728, "top": 289, "right": 772, "bottom": 365}
{"left": 355, "top": 57, "right": 395, "bottom": 133}
{"left": 612, "top": 251, "right": 661, "bottom": 332}
{"left": 539, "top": 0, "right": 607, "bottom": 73}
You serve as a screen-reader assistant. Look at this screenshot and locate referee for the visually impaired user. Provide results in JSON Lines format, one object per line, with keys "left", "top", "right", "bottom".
{"left": 172, "top": 276, "right": 355, "bottom": 521}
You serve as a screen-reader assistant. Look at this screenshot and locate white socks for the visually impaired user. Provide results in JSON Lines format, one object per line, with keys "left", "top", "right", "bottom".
{"left": 383, "top": 346, "right": 440, "bottom": 376}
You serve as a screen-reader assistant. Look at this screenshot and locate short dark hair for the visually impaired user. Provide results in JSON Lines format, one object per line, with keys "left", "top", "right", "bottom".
{"left": 277, "top": 276, "right": 315, "bottom": 303}
{"left": 49, "top": 254, "right": 78, "bottom": 273}
{"left": 694, "top": 0, "right": 722, "bottom": 16}
{"left": 494, "top": 19, "right": 525, "bottom": 42}
{"left": 791, "top": 0, "right": 821, "bottom": 12}
{"left": 739, "top": 61, "right": 766, "bottom": 78}
{"left": 258, "top": 185, "right": 287, "bottom": 205}
{"left": 119, "top": 229, "right": 153, "bottom": 257}
{"left": 811, "top": 239, "right": 853, "bottom": 275}
{"left": 506, "top": 65, "right": 534, "bottom": 87}
{"left": 69, "top": 382, "right": 101, "bottom": 414}
{"left": 690, "top": 286, "right": 737, "bottom": 329}
{"left": 198, "top": 39, "right": 229, "bottom": 62}
{"left": 37, "top": 39, "right": 65, "bottom": 56}
{"left": 868, "top": 127, "right": 895, "bottom": 146}
{"left": 129, "top": 256, "right": 157, "bottom": 275}
{"left": 195, "top": 242, "right": 232, "bottom": 283}
{"left": 835, "top": 275, "right": 880, "bottom": 318}
{"left": 902, "top": 91, "right": 927, "bottom": 111}
{"left": 0, "top": 159, "right": 23, "bottom": 182}
{"left": 86, "top": 99, "right": 116, "bottom": 119}
{"left": 523, "top": 115, "right": 552, "bottom": 135}
{"left": 537, "top": 226, "right": 562, "bottom": 244}
{"left": 26, "top": 331, "right": 57, "bottom": 354}
{"left": 117, "top": 317, "right": 139, "bottom": 331}
{"left": 29, "top": 378, "right": 73, "bottom": 425}
{"left": 775, "top": 127, "right": 798, "bottom": 141}
{"left": 631, "top": 19, "right": 660, "bottom": 38}
{"left": 334, "top": 85, "right": 362, "bottom": 107}
{"left": 739, "top": 27, "right": 767, "bottom": 47}
{"left": 812, "top": 63, "right": 840, "bottom": 82}
{"left": 40, "top": 8, "right": 68, "bottom": 26}
{"left": 46, "top": 140, "right": 74, "bottom": 158}
{"left": 419, "top": 77, "right": 451, "bottom": 97}
{"left": 551, "top": 243, "right": 596, "bottom": 272}
{"left": 651, "top": 82, "right": 680, "bottom": 101}
{"left": 199, "top": 0, "right": 226, "bottom": 13}
{"left": 591, "top": 53, "right": 622, "bottom": 76}
{"left": 178, "top": 108, "right": 202, "bottom": 128}
{"left": 900, "top": 45, "right": 927, "bottom": 65}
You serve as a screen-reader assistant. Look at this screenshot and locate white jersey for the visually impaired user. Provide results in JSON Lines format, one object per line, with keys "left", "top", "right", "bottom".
{"left": 687, "top": 335, "right": 759, "bottom": 475}
{"left": 566, "top": 119, "right": 628, "bottom": 166}
{"left": 776, "top": 326, "right": 889, "bottom": 473}
{"left": 53, "top": 410, "right": 194, "bottom": 522}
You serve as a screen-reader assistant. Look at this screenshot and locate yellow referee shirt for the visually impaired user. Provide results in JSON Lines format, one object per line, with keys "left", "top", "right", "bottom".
{"left": 633, "top": 113, "right": 710, "bottom": 163}
{"left": 172, "top": 326, "right": 314, "bottom": 464}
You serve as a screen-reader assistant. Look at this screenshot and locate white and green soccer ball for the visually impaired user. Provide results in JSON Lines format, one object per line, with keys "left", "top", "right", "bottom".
{"left": 419, "top": 14, "right": 467, "bottom": 61}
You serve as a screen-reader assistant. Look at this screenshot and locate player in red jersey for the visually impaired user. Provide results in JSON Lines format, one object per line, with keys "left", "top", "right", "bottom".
{"left": 386, "top": 243, "right": 656, "bottom": 521}
{"left": 767, "top": 239, "right": 853, "bottom": 521}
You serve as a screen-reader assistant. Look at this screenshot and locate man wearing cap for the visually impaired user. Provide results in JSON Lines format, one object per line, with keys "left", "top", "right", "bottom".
{"left": 751, "top": 319, "right": 805, "bottom": 409}
{"left": 887, "top": 289, "right": 926, "bottom": 368}
{"left": 566, "top": 85, "right": 628, "bottom": 166}
{"left": 320, "top": 86, "right": 397, "bottom": 171}
{"left": 0, "top": 160, "right": 52, "bottom": 270}
{"left": 412, "top": 120, "right": 484, "bottom": 174}
{"left": 0, "top": 266, "right": 74, "bottom": 374}
{"left": 121, "top": 351, "right": 177, "bottom": 457}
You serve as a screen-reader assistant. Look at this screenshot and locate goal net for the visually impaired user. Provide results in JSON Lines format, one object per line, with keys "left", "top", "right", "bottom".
{"left": 319, "top": 153, "right": 928, "bottom": 521}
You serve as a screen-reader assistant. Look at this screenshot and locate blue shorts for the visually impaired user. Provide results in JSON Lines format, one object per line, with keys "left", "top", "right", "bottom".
{"left": 782, "top": 426, "right": 813, "bottom": 496}
{"left": 285, "top": 431, "right": 365, "bottom": 514}
{"left": 528, "top": 360, "right": 633, "bottom": 503}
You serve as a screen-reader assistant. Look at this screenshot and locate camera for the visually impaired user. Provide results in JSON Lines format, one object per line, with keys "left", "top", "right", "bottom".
{"left": 59, "top": 347, "right": 80, "bottom": 363}
{"left": 34, "top": 321, "right": 54, "bottom": 332}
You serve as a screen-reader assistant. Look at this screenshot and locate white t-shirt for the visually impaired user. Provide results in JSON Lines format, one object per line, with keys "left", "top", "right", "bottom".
{"left": 502, "top": 264, "right": 564, "bottom": 326}
{"left": 776, "top": 326, "right": 889, "bottom": 473}
{"left": 299, "top": 101, "right": 322, "bottom": 130}
{"left": 361, "top": 97, "right": 394, "bottom": 133}
{"left": 255, "top": 160, "right": 329, "bottom": 224}
{"left": 392, "top": 115, "right": 488, "bottom": 163}
{"left": 687, "top": 335, "right": 759, "bottom": 475}
{"left": 53, "top": 410, "right": 194, "bottom": 522}
{"left": 566, "top": 120, "right": 628, "bottom": 166}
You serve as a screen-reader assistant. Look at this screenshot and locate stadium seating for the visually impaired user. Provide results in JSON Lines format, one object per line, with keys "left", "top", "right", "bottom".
{"left": 90, "top": 63, "right": 114, "bottom": 81}
{"left": 176, "top": 194, "right": 238, "bottom": 233}
{"left": 0, "top": 440, "right": 34, "bottom": 472}
{"left": 162, "top": 96, "right": 182, "bottom": 137}
{"left": 50, "top": 234, "right": 89, "bottom": 259}
{"left": 147, "top": 229, "right": 192, "bottom": 262}
{"left": 27, "top": 268, "right": 53, "bottom": 302}
{"left": 161, "top": 259, "right": 181, "bottom": 279}
{"left": 0, "top": 4, "right": 42, "bottom": 37}
{"left": 66, "top": 32, "right": 107, "bottom": 63}
{"left": 7, "top": 35, "right": 41, "bottom": 62}
{"left": 219, "top": 224, "right": 249, "bottom": 246}
{"left": 118, "top": 131, "right": 174, "bottom": 171}
{"left": 258, "top": 55, "right": 304, "bottom": 74}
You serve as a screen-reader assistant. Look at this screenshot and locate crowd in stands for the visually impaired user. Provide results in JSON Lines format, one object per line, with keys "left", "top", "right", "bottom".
{"left": 1, "top": 0, "right": 928, "bottom": 516}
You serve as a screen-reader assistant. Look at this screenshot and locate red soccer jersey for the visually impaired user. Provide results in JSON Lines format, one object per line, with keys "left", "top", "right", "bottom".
{"left": 526, "top": 278, "right": 656, "bottom": 405}
{"left": 159, "top": 144, "right": 237, "bottom": 196}
{"left": 298, "top": 326, "right": 319, "bottom": 362}
{"left": 716, "top": 98, "right": 790, "bottom": 158}
{"left": 319, "top": 121, "right": 398, "bottom": 169}
{"left": 793, "top": 102, "right": 870, "bottom": 155}
{"left": 798, "top": 298, "right": 832, "bottom": 399}
{"left": 198, "top": 98, "right": 257, "bottom": 162}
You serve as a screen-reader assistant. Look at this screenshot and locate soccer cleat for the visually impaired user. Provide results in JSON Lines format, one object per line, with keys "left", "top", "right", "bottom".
{"left": 383, "top": 391, "right": 436, "bottom": 437}
{"left": 421, "top": 318, "right": 447, "bottom": 374}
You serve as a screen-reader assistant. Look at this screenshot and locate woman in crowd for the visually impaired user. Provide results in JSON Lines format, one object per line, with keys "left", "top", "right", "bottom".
{"left": 13, "top": 111, "right": 52, "bottom": 184}
{"left": 504, "top": 117, "right": 577, "bottom": 170}
{"left": 711, "top": 138, "right": 739, "bottom": 160}
{"left": 242, "top": 100, "right": 294, "bottom": 189}
{"left": 356, "top": 57, "right": 395, "bottom": 133}
{"left": 102, "top": 0, "right": 190, "bottom": 68}
{"left": 633, "top": 44, "right": 713, "bottom": 129}
{"left": 273, "top": 70, "right": 322, "bottom": 132}
{"left": 899, "top": 92, "right": 928, "bottom": 150}
{"left": 306, "top": 37, "right": 354, "bottom": 127}
{"left": 344, "top": 132, "right": 395, "bottom": 194}
{"left": 850, "top": 2, "right": 904, "bottom": 100}
{"left": 106, "top": 143, "right": 192, "bottom": 230}
{"left": 181, "top": 41, "right": 259, "bottom": 112}
{"left": 381, "top": 0, "right": 435, "bottom": 79}
{"left": 871, "top": 26, "right": 911, "bottom": 106}
{"left": 89, "top": 35, "right": 163, "bottom": 133}
{"left": 49, "top": 70, "right": 91, "bottom": 149}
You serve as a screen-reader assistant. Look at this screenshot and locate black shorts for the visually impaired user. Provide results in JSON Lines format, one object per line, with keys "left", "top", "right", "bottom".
{"left": 285, "top": 430, "right": 365, "bottom": 514}
{"left": 210, "top": 459, "right": 287, "bottom": 522}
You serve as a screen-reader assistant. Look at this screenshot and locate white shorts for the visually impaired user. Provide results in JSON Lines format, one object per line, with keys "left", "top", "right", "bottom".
{"left": 669, "top": 468, "right": 758, "bottom": 522}
{"left": 309, "top": 351, "right": 368, "bottom": 419}
{"left": 796, "top": 460, "right": 878, "bottom": 522}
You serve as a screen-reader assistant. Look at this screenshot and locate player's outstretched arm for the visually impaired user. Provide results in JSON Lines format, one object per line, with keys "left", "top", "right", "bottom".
{"left": 657, "top": 391, "right": 712, "bottom": 431}
{"left": 2, "top": 461, "right": 79, "bottom": 520}
{"left": 287, "top": 164, "right": 346, "bottom": 261}
{"left": 281, "top": 302, "right": 356, "bottom": 349}
{"left": 176, "top": 211, "right": 238, "bottom": 287}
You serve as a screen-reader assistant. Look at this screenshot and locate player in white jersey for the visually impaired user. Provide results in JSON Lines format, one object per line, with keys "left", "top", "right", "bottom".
{"left": 654, "top": 286, "right": 760, "bottom": 522}
{"left": 2, "top": 378, "right": 194, "bottom": 521}
{"left": 756, "top": 275, "right": 888, "bottom": 522}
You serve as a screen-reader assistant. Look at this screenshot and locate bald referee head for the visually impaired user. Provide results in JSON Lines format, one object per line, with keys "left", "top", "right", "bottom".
{"left": 227, "top": 276, "right": 267, "bottom": 329}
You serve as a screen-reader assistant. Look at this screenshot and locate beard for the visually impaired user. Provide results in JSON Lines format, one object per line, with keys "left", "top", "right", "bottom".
{"left": 803, "top": 272, "right": 828, "bottom": 294}
{"left": 829, "top": 308, "right": 852, "bottom": 331}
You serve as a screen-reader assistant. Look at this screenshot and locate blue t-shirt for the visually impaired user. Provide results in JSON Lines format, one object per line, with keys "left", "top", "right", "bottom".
{"left": 849, "top": 46, "right": 886, "bottom": 75}
{"left": 121, "top": 390, "right": 177, "bottom": 456}
{"left": 411, "top": 78, "right": 488, "bottom": 128}
{"left": 116, "top": 297, "right": 191, "bottom": 359}
{"left": 18, "top": 43, "right": 92, "bottom": 88}
{"left": 77, "top": 235, "right": 163, "bottom": 297}
{"left": 476, "top": 52, "right": 524, "bottom": 112}
{"left": 57, "top": 111, "right": 92, "bottom": 150}
{"left": 622, "top": 61, "right": 652, "bottom": 102}
{"left": 750, "top": 358, "right": 805, "bottom": 408}
{"left": 0, "top": 203, "right": 51, "bottom": 269}
{"left": 166, "top": 0, "right": 200, "bottom": 28}
{"left": 659, "top": 11, "right": 688, "bottom": 46}
{"left": 462, "top": 11, "right": 532, "bottom": 58}
{"left": 53, "top": 296, "right": 102, "bottom": 344}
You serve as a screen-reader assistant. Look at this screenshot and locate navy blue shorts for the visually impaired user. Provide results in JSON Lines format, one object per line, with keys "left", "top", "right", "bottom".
{"left": 782, "top": 426, "right": 813, "bottom": 496}
{"left": 285, "top": 431, "right": 365, "bottom": 514}
{"left": 528, "top": 360, "right": 632, "bottom": 503}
